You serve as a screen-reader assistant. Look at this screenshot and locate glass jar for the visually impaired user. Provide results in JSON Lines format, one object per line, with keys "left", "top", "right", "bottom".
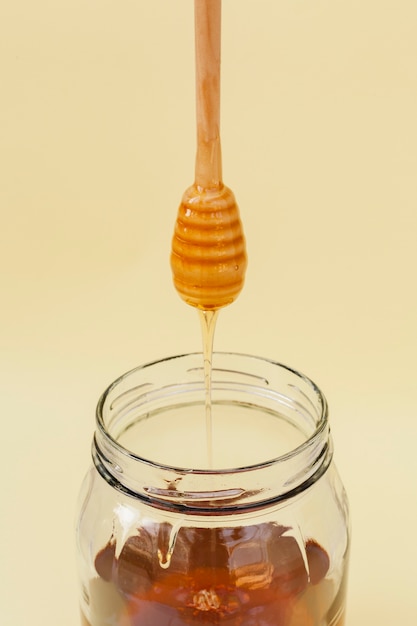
{"left": 75, "top": 352, "right": 350, "bottom": 626}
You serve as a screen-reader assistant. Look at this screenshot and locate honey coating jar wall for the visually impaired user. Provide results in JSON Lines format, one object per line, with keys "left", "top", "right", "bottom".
{"left": 75, "top": 353, "right": 350, "bottom": 626}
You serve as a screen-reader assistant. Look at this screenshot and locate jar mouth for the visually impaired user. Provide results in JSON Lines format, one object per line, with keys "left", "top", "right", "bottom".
{"left": 95, "top": 352, "right": 328, "bottom": 475}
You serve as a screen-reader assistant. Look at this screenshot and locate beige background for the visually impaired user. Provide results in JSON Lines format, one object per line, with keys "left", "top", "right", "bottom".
{"left": 1, "top": 1, "right": 416, "bottom": 624}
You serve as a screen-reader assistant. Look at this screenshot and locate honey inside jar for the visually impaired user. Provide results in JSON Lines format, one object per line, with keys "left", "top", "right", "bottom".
{"left": 81, "top": 522, "right": 347, "bottom": 626}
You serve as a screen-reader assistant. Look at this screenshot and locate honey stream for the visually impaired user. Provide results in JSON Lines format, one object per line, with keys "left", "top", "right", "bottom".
{"left": 198, "top": 309, "right": 219, "bottom": 468}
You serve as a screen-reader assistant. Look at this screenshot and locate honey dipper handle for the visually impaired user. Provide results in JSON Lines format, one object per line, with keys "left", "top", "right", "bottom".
{"left": 194, "top": 0, "right": 223, "bottom": 189}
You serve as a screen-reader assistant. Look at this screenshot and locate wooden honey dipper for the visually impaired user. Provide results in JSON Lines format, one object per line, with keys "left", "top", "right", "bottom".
{"left": 171, "top": 0, "right": 247, "bottom": 311}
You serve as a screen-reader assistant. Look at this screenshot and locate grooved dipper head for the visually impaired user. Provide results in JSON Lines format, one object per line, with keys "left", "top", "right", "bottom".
{"left": 171, "top": 184, "right": 247, "bottom": 310}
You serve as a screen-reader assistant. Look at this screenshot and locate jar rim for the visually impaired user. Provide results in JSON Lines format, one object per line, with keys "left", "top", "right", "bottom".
{"left": 95, "top": 351, "right": 329, "bottom": 475}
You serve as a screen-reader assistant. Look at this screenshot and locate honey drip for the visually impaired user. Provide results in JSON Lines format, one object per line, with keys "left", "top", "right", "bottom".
{"left": 199, "top": 309, "right": 219, "bottom": 468}
{"left": 170, "top": 1, "right": 247, "bottom": 466}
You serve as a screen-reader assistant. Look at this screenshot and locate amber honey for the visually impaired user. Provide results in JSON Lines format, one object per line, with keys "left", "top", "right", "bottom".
{"left": 82, "top": 522, "right": 347, "bottom": 625}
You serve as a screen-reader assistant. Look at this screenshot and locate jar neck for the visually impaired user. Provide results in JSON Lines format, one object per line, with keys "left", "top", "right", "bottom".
{"left": 93, "top": 353, "right": 332, "bottom": 514}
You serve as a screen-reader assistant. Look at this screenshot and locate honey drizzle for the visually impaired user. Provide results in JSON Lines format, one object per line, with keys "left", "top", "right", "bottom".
{"left": 199, "top": 309, "right": 219, "bottom": 468}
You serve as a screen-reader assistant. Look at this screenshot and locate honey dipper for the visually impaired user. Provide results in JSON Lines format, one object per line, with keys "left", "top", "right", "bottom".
{"left": 171, "top": 0, "right": 247, "bottom": 311}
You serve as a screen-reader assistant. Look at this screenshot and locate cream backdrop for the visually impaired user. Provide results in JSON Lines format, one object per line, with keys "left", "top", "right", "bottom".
{"left": 1, "top": 1, "right": 416, "bottom": 624}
